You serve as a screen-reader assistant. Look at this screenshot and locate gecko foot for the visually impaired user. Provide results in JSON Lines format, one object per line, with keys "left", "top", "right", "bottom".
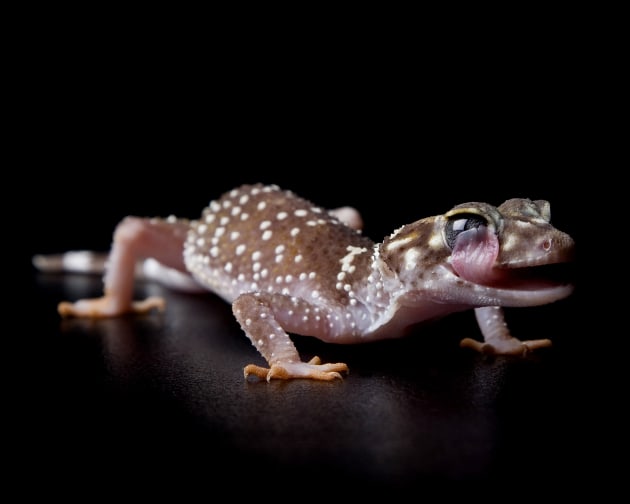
{"left": 460, "top": 337, "right": 552, "bottom": 356}
{"left": 58, "top": 296, "right": 166, "bottom": 318}
{"left": 244, "top": 356, "right": 349, "bottom": 382}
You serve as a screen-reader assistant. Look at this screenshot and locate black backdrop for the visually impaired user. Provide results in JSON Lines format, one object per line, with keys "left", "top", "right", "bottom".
{"left": 13, "top": 24, "right": 608, "bottom": 498}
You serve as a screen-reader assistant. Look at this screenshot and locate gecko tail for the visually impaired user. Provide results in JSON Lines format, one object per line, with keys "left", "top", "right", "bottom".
{"left": 32, "top": 251, "right": 205, "bottom": 293}
{"left": 32, "top": 250, "right": 108, "bottom": 274}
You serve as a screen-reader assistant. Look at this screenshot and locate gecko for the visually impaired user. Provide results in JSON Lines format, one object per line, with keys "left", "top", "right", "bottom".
{"left": 34, "top": 183, "right": 575, "bottom": 381}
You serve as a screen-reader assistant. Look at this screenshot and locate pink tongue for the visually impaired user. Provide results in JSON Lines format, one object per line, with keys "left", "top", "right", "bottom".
{"left": 450, "top": 226, "right": 500, "bottom": 285}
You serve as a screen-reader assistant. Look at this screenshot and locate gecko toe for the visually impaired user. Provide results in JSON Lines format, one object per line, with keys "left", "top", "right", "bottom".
{"left": 243, "top": 364, "right": 271, "bottom": 380}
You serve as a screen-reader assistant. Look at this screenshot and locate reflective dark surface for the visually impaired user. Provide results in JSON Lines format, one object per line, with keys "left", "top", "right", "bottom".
{"left": 21, "top": 257, "right": 592, "bottom": 492}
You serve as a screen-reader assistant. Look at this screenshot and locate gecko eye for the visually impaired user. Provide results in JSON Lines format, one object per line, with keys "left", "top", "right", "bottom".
{"left": 444, "top": 213, "right": 488, "bottom": 249}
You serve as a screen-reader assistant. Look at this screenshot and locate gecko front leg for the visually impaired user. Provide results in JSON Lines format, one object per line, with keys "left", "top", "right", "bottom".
{"left": 460, "top": 306, "right": 553, "bottom": 355}
{"left": 232, "top": 293, "right": 349, "bottom": 381}
{"left": 58, "top": 216, "right": 191, "bottom": 318}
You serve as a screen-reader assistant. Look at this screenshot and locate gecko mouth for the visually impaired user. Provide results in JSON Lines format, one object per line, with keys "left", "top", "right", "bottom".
{"left": 449, "top": 224, "right": 575, "bottom": 294}
{"left": 488, "top": 262, "right": 575, "bottom": 291}
{"left": 442, "top": 261, "right": 575, "bottom": 307}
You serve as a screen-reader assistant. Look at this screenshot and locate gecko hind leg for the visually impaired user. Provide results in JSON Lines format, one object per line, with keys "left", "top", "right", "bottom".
{"left": 58, "top": 216, "right": 191, "bottom": 318}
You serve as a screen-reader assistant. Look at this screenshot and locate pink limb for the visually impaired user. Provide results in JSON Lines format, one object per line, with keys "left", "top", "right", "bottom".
{"left": 460, "top": 306, "right": 552, "bottom": 355}
{"left": 58, "top": 216, "right": 190, "bottom": 318}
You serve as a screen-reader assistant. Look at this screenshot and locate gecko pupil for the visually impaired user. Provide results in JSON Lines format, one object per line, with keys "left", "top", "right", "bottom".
{"left": 444, "top": 213, "right": 487, "bottom": 249}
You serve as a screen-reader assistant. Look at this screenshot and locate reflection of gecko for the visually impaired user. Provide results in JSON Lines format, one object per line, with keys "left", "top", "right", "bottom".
{"left": 34, "top": 183, "right": 575, "bottom": 381}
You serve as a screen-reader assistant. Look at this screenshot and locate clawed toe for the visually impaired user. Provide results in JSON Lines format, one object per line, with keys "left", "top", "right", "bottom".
{"left": 244, "top": 357, "right": 349, "bottom": 381}
{"left": 58, "top": 296, "right": 166, "bottom": 318}
{"left": 460, "top": 337, "right": 552, "bottom": 356}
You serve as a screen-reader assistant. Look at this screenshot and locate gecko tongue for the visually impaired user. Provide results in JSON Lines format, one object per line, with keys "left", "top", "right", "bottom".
{"left": 450, "top": 226, "right": 500, "bottom": 285}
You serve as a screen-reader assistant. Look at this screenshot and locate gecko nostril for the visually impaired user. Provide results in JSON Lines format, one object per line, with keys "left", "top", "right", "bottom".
{"left": 542, "top": 239, "right": 552, "bottom": 251}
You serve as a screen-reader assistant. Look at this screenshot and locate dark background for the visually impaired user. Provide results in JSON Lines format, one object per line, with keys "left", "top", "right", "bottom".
{"left": 12, "top": 14, "right": 612, "bottom": 498}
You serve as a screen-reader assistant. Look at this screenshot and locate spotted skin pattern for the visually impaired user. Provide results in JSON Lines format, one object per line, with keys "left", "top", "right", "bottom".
{"left": 52, "top": 184, "right": 575, "bottom": 381}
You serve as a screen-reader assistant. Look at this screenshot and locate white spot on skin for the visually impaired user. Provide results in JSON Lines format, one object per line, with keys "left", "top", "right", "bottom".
{"left": 239, "top": 195, "right": 249, "bottom": 205}
{"left": 386, "top": 235, "right": 414, "bottom": 251}
{"left": 236, "top": 244, "right": 246, "bottom": 255}
{"left": 197, "top": 224, "right": 207, "bottom": 234}
{"left": 257, "top": 202, "right": 267, "bottom": 211}
{"left": 340, "top": 245, "right": 367, "bottom": 273}
{"left": 312, "top": 290, "right": 320, "bottom": 299}
{"left": 502, "top": 234, "right": 518, "bottom": 251}
{"left": 231, "top": 206, "right": 241, "bottom": 216}
{"left": 290, "top": 228, "right": 300, "bottom": 237}
{"left": 210, "top": 246, "right": 219, "bottom": 257}
{"left": 275, "top": 255, "right": 284, "bottom": 263}
{"left": 214, "top": 227, "right": 225, "bottom": 238}
{"left": 260, "top": 220, "right": 272, "bottom": 230}
{"left": 275, "top": 245, "right": 285, "bottom": 254}
{"left": 252, "top": 251, "right": 262, "bottom": 261}
{"left": 277, "top": 212, "right": 288, "bottom": 220}
{"left": 403, "top": 248, "right": 421, "bottom": 270}
{"left": 225, "top": 262, "right": 233, "bottom": 273}
{"left": 295, "top": 209, "right": 308, "bottom": 217}
{"left": 220, "top": 217, "right": 230, "bottom": 226}
{"left": 294, "top": 255, "right": 303, "bottom": 263}
{"left": 428, "top": 234, "right": 443, "bottom": 249}
{"left": 241, "top": 213, "right": 249, "bottom": 221}
{"left": 205, "top": 214, "right": 216, "bottom": 224}
{"left": 262, "top": 230, "right": 273, "bottom": 240}
{"left": 230, "top": 231, "right": 240, "bottom": 241}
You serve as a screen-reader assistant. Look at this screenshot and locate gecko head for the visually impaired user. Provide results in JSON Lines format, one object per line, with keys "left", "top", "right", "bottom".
{"left": 380, "top": 199, "right": 575, "bottom": 308}
{"left": 439, "top": 199, "right": 575, "bottom": 306}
